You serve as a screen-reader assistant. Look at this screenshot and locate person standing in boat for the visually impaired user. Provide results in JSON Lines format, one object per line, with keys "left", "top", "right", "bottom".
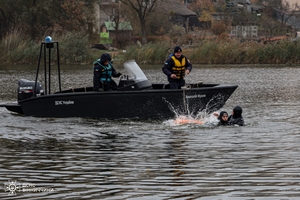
{"left": 162, "top": 46, "right": 192, "bottom": 89}
{"left": 93, "top": 53, "right": 122, "bottom": 91}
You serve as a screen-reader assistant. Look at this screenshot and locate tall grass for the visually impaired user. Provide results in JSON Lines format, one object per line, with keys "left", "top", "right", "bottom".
{"left": 1, "top": 31, "right": 300, "bottom": 65}
{"left": 122, "top": 42, "right": 170, "bottom": 64}
{"left": 122, "top": 39, "right": 300, "bottom": 65}
{"left": 0, "top": 31, "right": 98, "bottom": 65}
{"left": 0, "top": 30, "right": 39, "bottom": 64}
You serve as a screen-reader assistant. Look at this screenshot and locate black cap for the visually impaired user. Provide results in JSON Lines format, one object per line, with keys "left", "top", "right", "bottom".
{"left": 100, "top": 53, "right": 112, "bottom": 64}
{"left": 174, "top": 46, "right": 182, "bottom": 53}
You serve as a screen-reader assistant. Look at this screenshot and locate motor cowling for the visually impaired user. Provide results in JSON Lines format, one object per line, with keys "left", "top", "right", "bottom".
{"left": 18, "top": 79, "right": 44, "bottom": 102}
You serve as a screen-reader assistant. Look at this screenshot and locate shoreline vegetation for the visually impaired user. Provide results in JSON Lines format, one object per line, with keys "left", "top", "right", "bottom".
{"left": 1, "top": 31, "right": 300, "bottom": 66}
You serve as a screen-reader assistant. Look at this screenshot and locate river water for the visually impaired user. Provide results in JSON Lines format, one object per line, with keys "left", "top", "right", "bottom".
{"left": 0, "top": 64, "right": 299, "bottom": 199}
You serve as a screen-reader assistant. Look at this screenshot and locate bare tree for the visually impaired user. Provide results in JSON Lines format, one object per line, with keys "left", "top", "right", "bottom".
{"left": 259, "top": 15, "right": 278, "bottom": 38}
{"left": 266, "top": 0, "right": 300, "bottom": 26}
{"left": 119, "top": 0, "right": 163, "bottom": 44}
{"left": 99, "top": 1, "right": 130, "bottom": 47}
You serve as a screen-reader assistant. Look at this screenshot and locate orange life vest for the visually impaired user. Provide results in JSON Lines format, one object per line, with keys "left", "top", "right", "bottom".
{"left": 171, "top": 56, "right": 186, "bottom": 79}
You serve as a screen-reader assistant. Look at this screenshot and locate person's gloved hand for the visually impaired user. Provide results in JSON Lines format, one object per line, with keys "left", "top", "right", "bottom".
{"left": 117, "top": 72, "right": 122, "bottom": 77}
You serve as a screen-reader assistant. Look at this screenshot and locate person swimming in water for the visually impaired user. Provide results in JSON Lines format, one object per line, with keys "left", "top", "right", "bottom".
{"left": 216, "top": 111, "right": 229, "bottom": 125}
{"left": 228, "top": 106, "right": 244, "bottom": 126}
{"left": 214, "top": 106, "right": 244, "bottom": 126}
{"left": 174, "top": 106, "right": 245, "bottom": 126}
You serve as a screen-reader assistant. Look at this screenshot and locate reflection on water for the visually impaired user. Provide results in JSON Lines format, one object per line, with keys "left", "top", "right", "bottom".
{"left": 0, "top": 65, "right": 300, "bottom": 199}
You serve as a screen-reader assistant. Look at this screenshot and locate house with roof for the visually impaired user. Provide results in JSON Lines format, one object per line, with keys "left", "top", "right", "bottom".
{"left": 101, "top": 21, "right": 133, "bottom": 38}
{"left": 94, "top": 1, "right": 133, "bottom": 47}
{"left": 158, "top": 0, "right": 207, "bottom": 30}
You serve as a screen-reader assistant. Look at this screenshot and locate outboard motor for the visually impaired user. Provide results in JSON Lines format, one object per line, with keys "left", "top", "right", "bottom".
{"left": 18, "top": 79, "right": 44, "bottom": 102}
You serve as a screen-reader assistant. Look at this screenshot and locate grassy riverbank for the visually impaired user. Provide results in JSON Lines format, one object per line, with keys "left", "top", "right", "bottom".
{"left": 122, "top": 39, "right": 300, "bottom": 65}
{"left": 1, "top": 31, "right": 300, "bottom": 65}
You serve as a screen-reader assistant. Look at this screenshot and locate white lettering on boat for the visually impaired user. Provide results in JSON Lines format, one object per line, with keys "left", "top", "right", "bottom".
{"left": 55, "top": 100, "right": 74, "bottom": 105}
{"left": 186, "top": 94, "right": 206, "bottom": 99}
{"left": 19, "top": 86, "right": 33, "bottom": 90}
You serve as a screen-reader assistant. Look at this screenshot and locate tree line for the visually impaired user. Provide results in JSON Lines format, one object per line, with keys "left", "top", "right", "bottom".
{"left": 2, "top": 0, "right": 299, "bottom": 44}
{"left": 0, "top": 0, "right": 96, "bottom": 41}
{"left": 1, "top": 0, "right": 300, "bottom": 65}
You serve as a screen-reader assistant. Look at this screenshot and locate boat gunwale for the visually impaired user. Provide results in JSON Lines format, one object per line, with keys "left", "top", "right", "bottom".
{"left": 16, "top": 84, "right": 238, "bottom": 103}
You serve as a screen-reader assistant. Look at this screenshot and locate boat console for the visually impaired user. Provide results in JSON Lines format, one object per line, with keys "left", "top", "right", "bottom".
{"left": 117, "top": 60, "right": 152, "bottom": 91}
{"left": 118, "top": 75, "right": 152, "bottom": 91}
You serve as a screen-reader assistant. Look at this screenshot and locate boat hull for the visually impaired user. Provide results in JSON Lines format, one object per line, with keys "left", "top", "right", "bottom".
{"left": 0, "top": 103, "right": 23, "bottom": 114}
{"left": 14, "top": 84, "right": 237, "bottom": 119}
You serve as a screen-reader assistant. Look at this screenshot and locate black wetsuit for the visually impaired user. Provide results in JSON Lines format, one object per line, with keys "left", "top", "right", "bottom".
{"left": 228, "top": 106, "right": 245, "bottom": 126}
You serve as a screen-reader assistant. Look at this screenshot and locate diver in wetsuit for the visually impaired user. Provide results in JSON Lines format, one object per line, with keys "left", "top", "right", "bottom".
{"left": 228, "top": 106, "right": 245, "bottom": 126}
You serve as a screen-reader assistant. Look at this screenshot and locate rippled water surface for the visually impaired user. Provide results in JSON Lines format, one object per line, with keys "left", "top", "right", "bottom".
{"left": 0, "top": 65, "right": 300, "bottom": 199}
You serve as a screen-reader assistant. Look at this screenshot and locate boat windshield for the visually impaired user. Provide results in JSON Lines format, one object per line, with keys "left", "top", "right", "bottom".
{"left": 124, "top": 60, "right": 148, "bottom": 81}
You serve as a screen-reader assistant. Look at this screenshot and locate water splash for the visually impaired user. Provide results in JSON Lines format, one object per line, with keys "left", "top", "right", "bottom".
{"left": 163, "top": 93, "right": 228, "bottom": 126}
{"left": 164, "top": 93, "right": 227, "bottom": 116}
{"left": 194, "top": 93, "right": 228, "bottom": 119}
{"left": 163, "top": 113, "right": 219, "bottom": 127}
{"left": 162, "top": 97, "right": 181, "bottom": 118}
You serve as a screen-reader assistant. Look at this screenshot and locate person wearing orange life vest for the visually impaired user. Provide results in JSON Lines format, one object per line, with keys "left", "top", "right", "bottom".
{"left": 162, "top": 46, "right": 192, "bottom": 89}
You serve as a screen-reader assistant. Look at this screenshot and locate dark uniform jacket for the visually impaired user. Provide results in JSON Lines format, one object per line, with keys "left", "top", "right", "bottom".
{"left": 162, "top": 54, "right": 192, "bottom": 81}
{"left": 93, "top": 53, "right": 121, "bottom": 91}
